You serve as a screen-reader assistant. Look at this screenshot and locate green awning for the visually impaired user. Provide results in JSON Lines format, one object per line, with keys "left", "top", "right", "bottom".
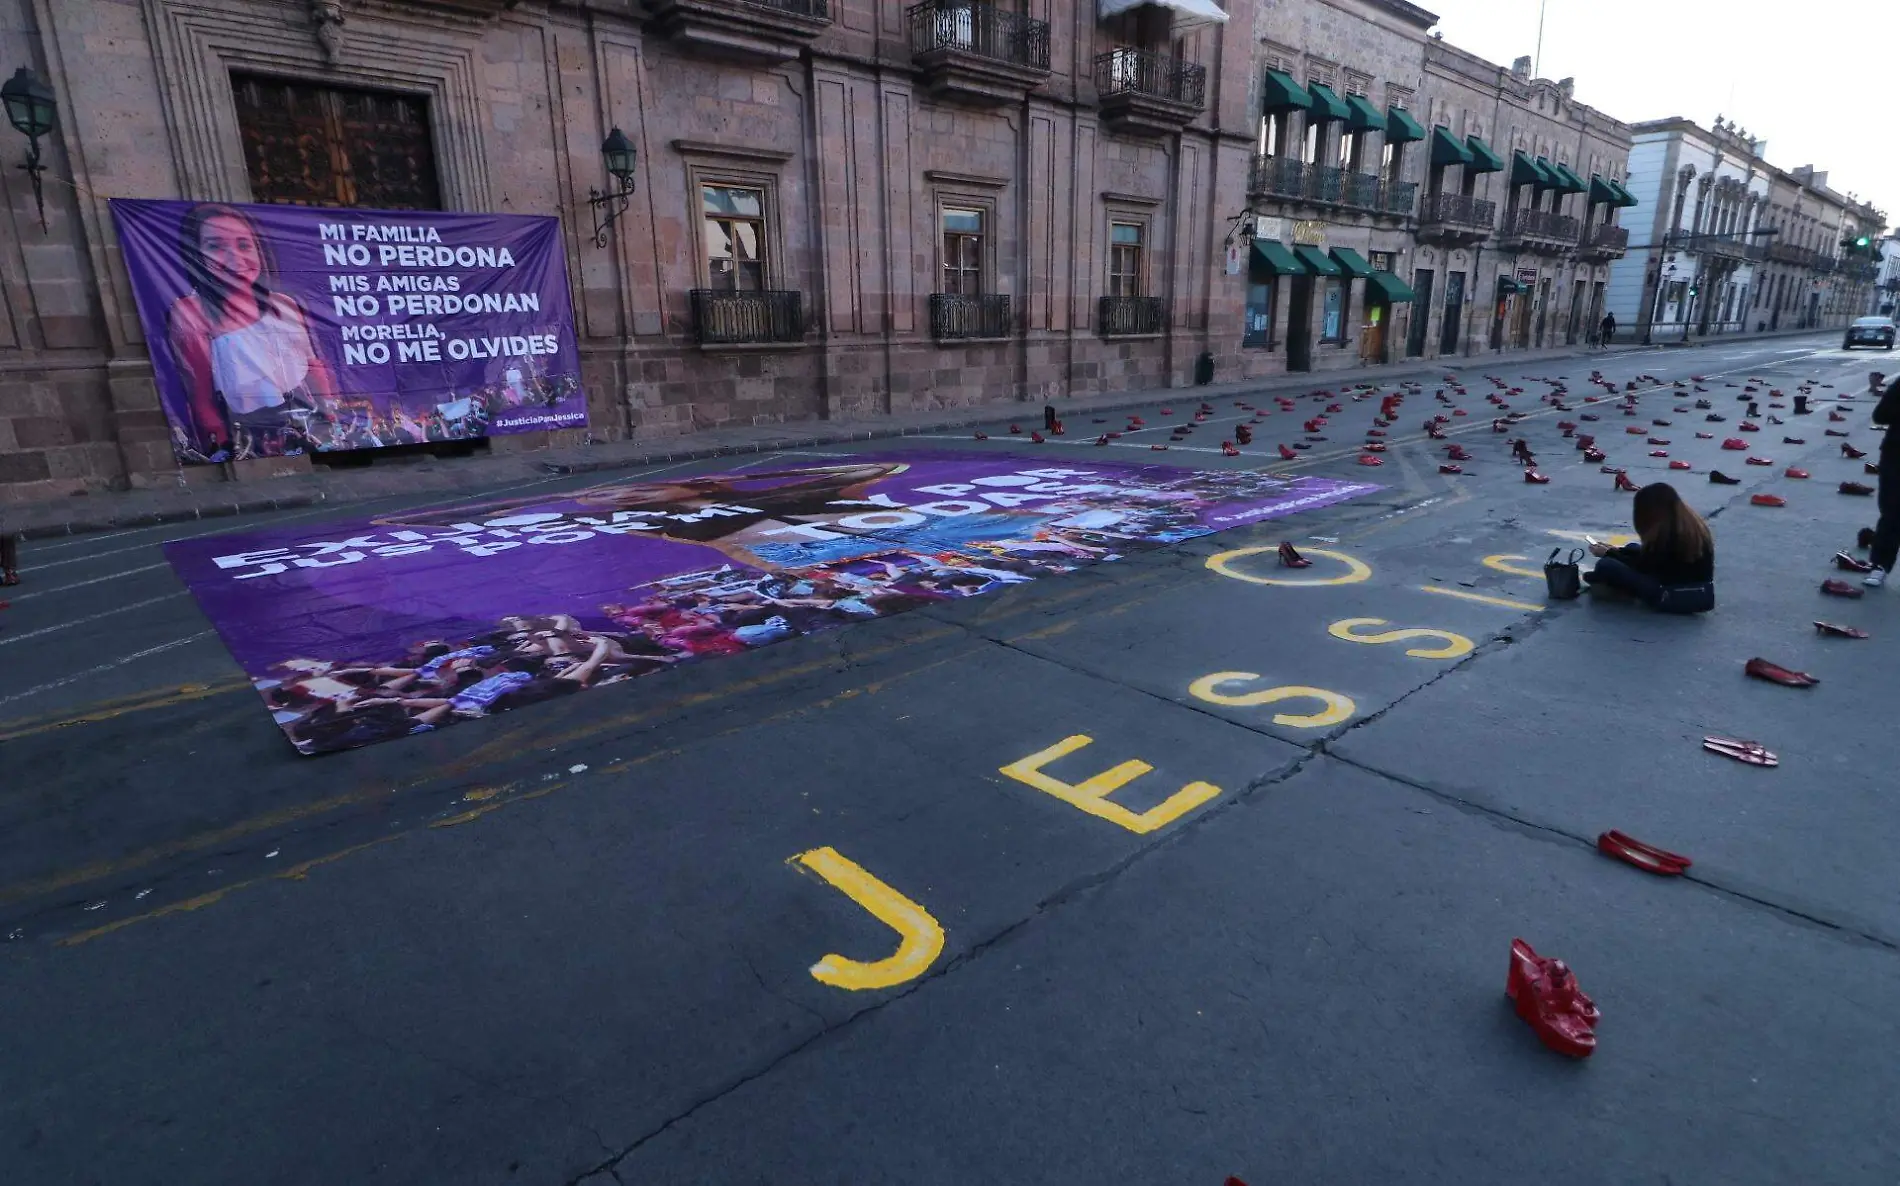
{"left": 1431, "top": 126, "right": 1474, "bottom": 167}
{"left": 1609, "top": 178, "right": 1639, "bottom": 209}
{"left": 1306, "top": 82, "right": 1350, "bottom": 124}
{"left": 1366, "top": 270, "right": 1417, "bottom": 304}
{"left": 1344, "top": 93, "right": 1385, "bottom": 132}
{"left": 1534, "top": 157, "right": 1562, "bottom": 190}
{"left": 1330, "top": 246, "right": 1373, "bottom": 277}
{"left": 1250, "top": 239, "right": 1308, "bottom": 279}
{"left": 1466, "top": 135, "right": 1506, "bottom": 174}
{"left": 1510, "top": 150, "right": 1550, "bottom": 188}
{"left": 1386, "top": 106, "right": 1426, "bottom": 144}
{"left": 1261, "top": 68, "right": 1311, "bottom": 113}
{"left": 1548, "top": 161, "right": 1587, "bottom": 193}
{"left": 1589, "top": 174, "right": 1619, "bottom": 204}
{"left": 1292, "top": 244, "right": 1342, "bottom": 276}
{"left": 1497, "top": 278, "right": 1526, "bottom": 295}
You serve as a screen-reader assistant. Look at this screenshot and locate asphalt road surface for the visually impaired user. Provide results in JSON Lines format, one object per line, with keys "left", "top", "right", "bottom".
{"left": 4, "top": 332, "right": 1898, "bottom": 1185}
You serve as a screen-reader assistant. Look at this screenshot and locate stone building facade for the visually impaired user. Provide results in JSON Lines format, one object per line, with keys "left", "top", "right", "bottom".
{"left": 0, "top": 0, "right": 1638, "bottom": 504}
{"left": 1606, "top": 117, "right": 1885, "bottom": 342}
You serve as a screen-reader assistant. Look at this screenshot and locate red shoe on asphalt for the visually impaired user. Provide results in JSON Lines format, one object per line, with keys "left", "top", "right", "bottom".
{"left": 1615, "top": 471, "right": 1640, "bottom": 492}
{"left": 1649, "top": 450, "right": 1670, "bottom": 458}
{"left": 1358, "top": 455, "right": 1384, "bottom": 466}
{"left": 1524, "top": 470, "right": 1550, "bottom": 484}
{"left": 1648, "top": 437, "right": 1671, "bottom": 445}
{"left": 1750, "top": 493, "right": 1785, "bottom": 507}
{"left": 1669, "top": 460, "right": 1692, "bottom": 471}
{"left": 1626, "top": 425, "right": 1647, "bottom": 435}
{"left": 1583, "top": 448, "right": 1607, "bottom": 463}
{"left": 1745, "top": 656, "right": 1819, "bottom": 686}
{"left": 1783, "top": 437, "right": 1806, "bottom": 445}
{"left": 1821, "top": 579, "right": 1865, "bottom": 599}
{"left": 1440, "top": 464, "right": 1464, "bottom": 474}
{"left": 1506, "top": 939, "right": 1598, "bottom": 1059}
{"left": 1597, "top": 830, "right": 1693, "bottom": 875}
{"left": 1222, "top": 442, "right": 1239, "bottom": 456}
{"left": 1816, "top": 621, "right": 1871, "bottom": 639}
{"left": 1278, "top": 444, "right": 1298, "bottom": 460}
{"left": 1278, "top": 541, "right": 1313, "bottom": 569}
{"left": 1722, "top": 438, "right": 1748, "bottom": 450}
{"left": 1745, "top": 457, "right": 1773, "bottom": 467}
{"left": 1785, "top": 468, "right": 1810, "bottom": 479}
{"left": 1868, "top": 463, "right": 1882, "bottom": 476}
{"left": 1030, "top": 430, "right": 1046, "bottom": 443}
{"left": 1447, "top": 444, "right": 1472, "bottom": 461}
{"left": 1825, "top": 429, "right": 1850, "bottom": 437}
{"left": 974, "top": 431, "right": 989, "bottom": 440}
{"left": 1840, "top": 482, "right": 1876, "bottom": 496}
{"left": 1835, "top": 552, "right": 1875, "bottom": 573}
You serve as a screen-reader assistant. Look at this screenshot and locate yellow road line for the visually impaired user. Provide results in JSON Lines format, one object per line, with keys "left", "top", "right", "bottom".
{"left": 1416, "top": 585, "right": 1546, "bottom": 612}
{"left": 0, "top": 677, "right": 251, "bottom": 743}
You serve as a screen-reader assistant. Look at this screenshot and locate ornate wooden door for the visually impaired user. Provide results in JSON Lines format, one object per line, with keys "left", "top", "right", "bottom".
{"left": 233, "top": 75, "right": 442, "bottom": 210}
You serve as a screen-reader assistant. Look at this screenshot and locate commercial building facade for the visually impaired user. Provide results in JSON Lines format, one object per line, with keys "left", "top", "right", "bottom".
{"left": 1, "top": 0, "right": 1637, "bottom": 504}
{"left": 1606, "top": 117, "right": 1885, "bottom": 343}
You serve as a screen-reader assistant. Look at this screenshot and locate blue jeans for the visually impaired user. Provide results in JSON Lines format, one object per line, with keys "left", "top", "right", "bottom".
{"left": 1586, "top": 556, "right": 1714, "bottom": 614}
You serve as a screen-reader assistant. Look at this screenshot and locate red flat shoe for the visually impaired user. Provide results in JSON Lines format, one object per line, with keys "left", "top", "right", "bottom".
{"left": 1721, "top": 438, "right": 1748, "bottom": 450}
{"left": 1648, "top": 437, "right": 1671, "bottom": 445}
{"left": 1440, "top": 463, "right": 1464, "bottom": 474}
{"left": 1278, "top": 444, "right": 1297, "bottom": 460}
{"left": 1615, "top": 471, "right": 1640, "bottom": 492}
{"left": 1009, "top": 424, "right": 1022, "bottom": 434}
{"left": 1835, "top": 552, "right": 1875, "bottom": 573}
{"left": 1626, "top": 425, "right": 1647, "bottom": 435}
{"left": 1745, "top": 457, "right": 1773, "bottom": 467}
{"left": 1597, "top": 830, "right": 1692, "bottom": 874}
{"left": 1278, "top": 541, "right": 1313, "bottom": 569}
{"left": 1750, "top": 493, "right": 1785, "bottom": 507}
{"left": 1816, "top": 621, "right": 1870, "bottom": 639}
{"left": 1783, "top": 437, "right": 1806, "bottom": 445}
{"left": 1745, "top": 656, "right": 1819, "bottom": 686}
{"left": 1842, "top": 443, "right": 1867, "bottom": 459}
{"left": 1128, "top": 416, "right": 1145, "bottom": 427}
{"left": 1821, "top": 578, "right": 1864, "bottom": 599}
{"left": 1030, "top": 430, "right": 1046, "bottom": 443}
{"left": 1840, "top": 482, "right": 1876, "bottom": 496}
{"left": 1700, "top": 738, "right": 1778, "bottom": 769}
{"left": 1740, "top": 421, "right": 1761, "bottom": 432}
{"left": 1506, "top": 939, "right": 1598, "bottom": 1059}
{"left": 1524, "top": 470, "right": 1550, "bottom": 484}
{"left": 1358, "top": 455, "right": 1384, "bottom": 466}
{"left": 1150, "top": 444, "right": 1168, "bottom": 451}
{"left": 973, "top": 431, "right": 989, "bottom": 440}
{"left": 1669, "top": 460, "right": 1692, "bottom": 471}
{"left": 1583, "top": 447, "right": 1607, "bottom": 463}
{"left": 1784, "top": 468, "right": 1810, "bottom": 479}
{"left": 1161, "top": 407, "right": 1174, "bottom": 415}
{"left": 1825, "top": 429, "right": 1850, "bottom": 438}
{"left": 1222, "top": 442, "right": 1240, "bottom": 456}
{"left": 1649, "top": 449, "right": 1670, "bottom": 458}
{"left": 1364, "top": 442, "right": 1387, "bottom": 453}
{"left": 1447, "top": 444, "right": 1472, "bottom": 461}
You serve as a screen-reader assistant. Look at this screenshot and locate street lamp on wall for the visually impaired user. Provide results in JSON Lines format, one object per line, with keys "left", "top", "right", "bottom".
{"left": 587, "top": 127, "right": 638, "bottom": 249}
{"left": 1, "top": 67, "right": 56, "bottom": 232}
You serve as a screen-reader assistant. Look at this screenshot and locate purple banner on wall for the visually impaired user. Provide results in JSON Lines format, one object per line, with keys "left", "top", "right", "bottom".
{"left": 110, "top": 199, "right": 585, "bottom": 465}
{"left": 163, "top": 454, "right": 1379, "bottom": 756}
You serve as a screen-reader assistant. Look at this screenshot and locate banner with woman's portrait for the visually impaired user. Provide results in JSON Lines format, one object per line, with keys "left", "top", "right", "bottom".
{"left": 110, "top": 199, "right": 587, "bottom": 464}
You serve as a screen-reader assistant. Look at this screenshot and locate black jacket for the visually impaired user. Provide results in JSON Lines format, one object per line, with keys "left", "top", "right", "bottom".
{"left": 1876, "top": 377, "right": 1900, "bottom": 458}
{"left": 1607, "top": 541, "right": 1714, "bottom": 587}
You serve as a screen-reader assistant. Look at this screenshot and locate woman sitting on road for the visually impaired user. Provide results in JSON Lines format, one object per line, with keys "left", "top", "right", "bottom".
{"left": 1585, "top": 482, "right": 1715, "bottom": 614}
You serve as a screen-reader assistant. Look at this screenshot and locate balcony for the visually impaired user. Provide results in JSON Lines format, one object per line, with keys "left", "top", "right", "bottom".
{"left": 1093, "top": 48, "right": 1205, "bottom": 138}
{"left": 1417, "top": 192, "right": 1495, "bottom": 242}
{"left": 1578, "top": 223, "right": 1629, "bottom": 261}
{"left": 689, "top": 289, "right": 806, "bottom": 346}
{"left": 1500, "top": 207, "right": 1580, "bottom": 253}
{"left": 908, "top": 2, "right": 1050, "bottom": 106}
{"left": 647, "top": 0, "right": 830, "bottom": 64}
{"left": 930, "top": 293, "right": 1013, "bottom": 341}
{"left": 1670, "top": 230, "right": 1753, "bottom": 261}
{"left": 1098, "top": 294, "right": 1166, "bottom": 337}
{"left": 1245, "top": 155, "right": 1415, "bottom": 220}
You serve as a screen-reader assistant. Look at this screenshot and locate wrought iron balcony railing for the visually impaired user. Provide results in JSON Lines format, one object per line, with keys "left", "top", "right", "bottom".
{"left": 1503, "top": 207, "right": 1580, "bottom": 242}
{"left": 1382, "top": 179, "right": 1418, "bottom": 218}
{"left": 1246, "top": 156, "right": 1415, "bottom": 217}
{"left": 907, "top": 1, "right": 1049, "bottom": 69}
{"left": 929, "top": 292, "right": 1013, "bottom": 340}
{"left": 1098, "top": 294, "right": 1166, "bottom": 337}
{"left": 1582, "top": 223, "right": 1630, "bottom": 254}
{"left": 1419, "top": 192, "right": 1496, "bottom": 231}
{"left": 689, "top": 289, "right": 805, "bottom": 345}
{"left": 1093, "top": 48, "right": 1206, "bottom": 108}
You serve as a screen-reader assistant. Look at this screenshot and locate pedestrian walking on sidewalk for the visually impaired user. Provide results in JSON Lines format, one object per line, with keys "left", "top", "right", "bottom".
{"left": 1865, "top": 373, "right": 1900, "bottom": 588}
{"left": 0, "top": 532, "right": 19, "bottom": 586}
{"left": 1599, "top": 312, "right": 1617, "bottom": 348}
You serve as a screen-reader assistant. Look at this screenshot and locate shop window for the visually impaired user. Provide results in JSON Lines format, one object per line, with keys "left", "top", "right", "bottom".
{"left": 1322, "top": 278, "right": 1345, "bottom": 341}
{"left": 232, "top": 74, "right": 441, "bottom": 210}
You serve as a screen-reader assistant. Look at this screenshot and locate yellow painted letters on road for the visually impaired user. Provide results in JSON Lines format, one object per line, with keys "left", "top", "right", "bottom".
{"left": 999, "top": 735, "right": 1220, "bottom": 834}
{"left": 1187, "top": 674, "right": 1356, "bottom": 727}
{"left": 1326, "top": 618, "right": 1474, "bottom": 659}
{"left": 791, "top": 846, "right": 945, "bottom": 991}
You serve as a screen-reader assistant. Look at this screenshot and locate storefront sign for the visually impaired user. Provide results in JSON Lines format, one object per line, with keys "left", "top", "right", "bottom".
{"left": 1255, "top": 216, "right": 1286, "bottom": 241}
{"left": 111, "top": 199, "right": 586, "bottom": 466}
{"left": 1292, "top": 219, "right": 1328, "bottom": 246}
{"left": 1515, "top": 266, "right": 1538, "bottom": 283}
{"left": 1226, "top": 241, "right": 1244, "bottom": 276}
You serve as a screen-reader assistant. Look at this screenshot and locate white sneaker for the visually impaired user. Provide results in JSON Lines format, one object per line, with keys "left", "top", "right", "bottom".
{"left": 1867, "top": 568, "right": 1888, "bottom": 588}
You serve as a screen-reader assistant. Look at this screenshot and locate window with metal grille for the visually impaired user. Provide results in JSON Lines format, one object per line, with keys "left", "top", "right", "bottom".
{"left": 232, "top": 74, "right": 441, "bottom": 210}
{"left": 1109, "top": 222, "right": 1144, "bottom": 297}
{"left": 942, "top": 207, "right": 985, "bottom": 295}
{"left": 703, "top": 185, "right": 767, "bottom": 291}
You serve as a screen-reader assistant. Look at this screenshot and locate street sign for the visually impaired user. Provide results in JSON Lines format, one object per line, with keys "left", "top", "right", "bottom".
{"left": 1225, "top": 242, "right": 1244, "bottom": 276}
{"left": 1515, "top": 266, "right": 1538, "bottom": 283}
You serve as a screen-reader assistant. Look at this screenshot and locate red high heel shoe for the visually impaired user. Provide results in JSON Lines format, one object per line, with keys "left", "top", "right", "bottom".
{"left": 1278, "top": 444, "right": 1298, "bottom": 460}
{"left": 1506, "top": 939, "right": 1598, "bottom": 1059}
{"left": 1278, "top": 541, "right": 1313, "bottom": 568}
{"left": 1615, "top": 471, "right": 1640, "bottom": 492}
{"left": 1815, "top": 621, "right": 1870, "bottom": 639}
{"left": 1597, "top": 830, "right": 1692, "bottom": 874}
{"left": 1524, "top": 470, "right": 1550, "bottom": 484}
{"left": 1745, "top": 656, "right": 1819, "bottom": 686}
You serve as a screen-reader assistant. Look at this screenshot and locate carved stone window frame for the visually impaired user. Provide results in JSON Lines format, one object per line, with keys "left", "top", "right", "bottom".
{"left": 142, "top": 0, "right": 492, "bottom": 209}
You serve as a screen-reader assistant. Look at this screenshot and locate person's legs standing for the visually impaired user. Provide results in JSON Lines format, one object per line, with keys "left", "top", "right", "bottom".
{"left": 0, "top": 532, "right": 18, "bottom": 585}
{"left": 1868, "top": 467, "right": 1900, "bottom": 586}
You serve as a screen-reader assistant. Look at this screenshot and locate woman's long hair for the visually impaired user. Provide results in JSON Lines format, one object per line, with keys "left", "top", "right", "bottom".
{"left": 1632, "top": 482, "right": 1713, "bottom": 564}
{"left": 177, "top": 203, "right": 276, "bottom": 322}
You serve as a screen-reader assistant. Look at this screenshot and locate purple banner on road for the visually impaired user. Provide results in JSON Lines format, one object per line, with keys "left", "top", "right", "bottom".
{"left": 110, "top": 199, "right": 585, "bottom": 465}
{"left": 163, "top": 454, "right": 1378, "bottom": 755}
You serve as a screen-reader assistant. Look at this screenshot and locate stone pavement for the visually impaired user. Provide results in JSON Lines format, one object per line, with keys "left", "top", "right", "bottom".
{"left": 0, "top": 338, "right": 1651, "bottom": 540}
